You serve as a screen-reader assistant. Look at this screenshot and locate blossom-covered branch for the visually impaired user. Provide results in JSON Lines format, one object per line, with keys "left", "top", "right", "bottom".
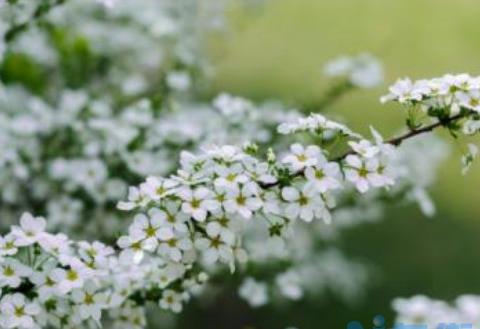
{"left": 2, "top": 71, "right": 479, "bottom": 328}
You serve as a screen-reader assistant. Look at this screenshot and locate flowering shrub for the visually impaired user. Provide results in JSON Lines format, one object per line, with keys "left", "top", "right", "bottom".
{"left": 1, "top": 0, "right": 479, "bottom": 328}
{"left": 1, "top": 81, "right": 477, "bottom": 327}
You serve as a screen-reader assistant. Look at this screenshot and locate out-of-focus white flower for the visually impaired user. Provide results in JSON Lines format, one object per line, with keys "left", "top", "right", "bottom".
{"left": 276, "top": 271, "right": 303, "bottom": 300}
{"left": 11, "top": 213, "right": 47, "bottom": 246}
{"left": 239, "top": 278, "right": 268, "bottom": 307}
{"left": 0, "top": 293, "right": 41, "bottom": 329}
{"left": 324, "top": 53, "right": 383, "bottom": 88}
{"left": 166, "top": 71, "right": 191, "bottom": 92}
{"left": 159, "top": 290, "right": 184, "bottom": 313}
{"left": 461, "top": 143, "right": 478, "bottom": 175}
{"left": 0, "top": 259, "right": 31, "bottom": 288}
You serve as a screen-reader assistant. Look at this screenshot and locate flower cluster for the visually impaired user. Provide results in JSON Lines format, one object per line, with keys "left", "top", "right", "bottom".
{"left": 238, "top": 249, "right": 369, "bottom": 308}
{"left": 382, "top": 74, "right": 480, "bottom": 174}
{"left": 324, "top": 53, "right": 384, "bottom": 88}
{"left": 0, "top": 211, "right": 212, "bottom": 328}
{"left": 0, "top": 71, "right": 476, "bottom": 327}
{"left": 381, "top": 74, "right": 480, "bottom": 113}
{"left": 0, "top": 85, "right": 295, "bottom": 236}
{"left": 2, "top": 0, "right": 480, "bottom": 327}
{"left": 114, "top": 110, "right": 433, "bottom": 313}
{"left": 393, "top": 295, "right": 480, "bottom": 327}
{"left": 277, "top": 113, "right": 361, "bottom": 139}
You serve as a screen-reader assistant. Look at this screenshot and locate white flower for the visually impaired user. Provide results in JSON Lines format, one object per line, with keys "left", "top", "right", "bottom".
{"left": 409, "top": 188, "right": 436, "bottom": 217}
{"left": 140, "top": 177, "right": 178, "bottom": 201}
{"left": 206, "top": 220, "right": 236, "bottom": 248}
{"left": 281, "top": 185, "right": 328, "bottom": 223}
{"left": 461, "top": 143, "right": 478, "bottom": 175}
{"left": 463, "top": 119, "right": 480, "bottom": 135}
{"left": 117, "top": 187, "right": 149, "bottom": 211}
{"left": 195, "top": 227, "right": 235, "bottom": 268}
{"left": 324, "top": 53, "right": 383, "bottom": 88}
{"left": 224, "top": 183, "right": 262, "bottom": 219}
{"left": 166, "top": 71, "right": 191, "bottom": 92}
{"left": 159, "top": 290, "right": 184, "bottom": 313}
{"left": 96, "top": 0, "right": 117, "bottom": 8}
{"left": 51, "top": 259, "right": 90, "bottom": 294}
{"left": 157, "top": 233, "right": 193, "bottom": 263}
{"left": 344, "top": 155, "right": 383, "bottom": 193}
{"left": 214, "top": 164, "right": 249, "bottom": 189}
{"left": 381, "top": 78, "right": 428, "bottom": 104}
{"left": 11, "top": 213, "right": 46, "bottom": 246}
{"left": 278, "top": 113, "right": 360, "bottom": 138}
{"left": 30, "top": 265, "right": 61, "bottom": 301}
{"left": 71, "top": 282, "right": 106, "bottom": 323}
{"left": 110, "top": 303, "right": 146, "bottom": 329}
{"left": 0, "top": 259, "right": 31, "bottom": 288}
{"left": 456, "top": 295, "right": 480, "bottom": 323}
{"left": 444, "top": 73, "right": 477, "bottom": 91}
{"left": 243, "top": 159, "right": 277, "bottom": 185}
{"left": 213, "top": 93, "right": 253, "bottom": 122}
{"left": 276, "top": 271, "right": 303, "bottom": 300}
{"left": 117, "top": 235, "right": 149, "bottom": 264}
{"left": 0, "top": 293, "right": 40, "bottom": 329}
{"left": 179, "top": 187, "right": 220, "bottom": 222}
{"left": 282, "top": 144, "right": 321, "bottom": 171}
{"left": 304, "top": 158, "right": 342, "bottom": 193}
{"left": 36, "top": 233, "right": 70, "bottom": 257}
{"left": 78, "top": 241, "right": 114, "bottom": 270}
{"left": 260, "top": 191, "right": 281, "bottom": 215}
{"left": 128, "top": 214, "right": 174, "bottom": 248}
{"left": 238, "top": 278, "right": 268, "bottom": 307}
{"left": 348, "top": 140, "right": 379, "bottom": 158}
{"left": 369, "top": 126, "right": 396, "bottom": 156}
{"left": 0, "top": 234, "right": 20, "bottom": 257}
{"left": 149, "top": 203, "right": 189, "bottom": 234}
{"left": 392, "top": 295, "right": 446, "bottom": 325}
{"left": 457, "top": 90, "right": 480, "bottom": 112}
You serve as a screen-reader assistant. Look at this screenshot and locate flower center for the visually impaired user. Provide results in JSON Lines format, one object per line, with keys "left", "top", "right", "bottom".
{"left": 167, "top": 214, "right": 176, "bottom": 223}
{"left": 14, "top": 306, "right": 25, "bottom": 317}
{"left": 84, "top": 293, "right": 95, "bottom": 305}
{"left": 3, "top": 266, "right": 15, "bottom": 277}
{"left": 156, "top": 186, "right": 166, "bottom": 196}
{"left": 236, "top": 195, "right": 246, "bottom": 206}
{"left": 46, "top": 276, "right": 56, "bottom": 287}
{"left": 315, "top": 169, "right": 325, "bottom": 179}
{"left": 131, "top": 241, "right": 142, "bottom": 250}
{"left": 296, "top": 154, "right": 307, "bottom": 162}
{"left": 218, "top": 217, "right": 229, "bottom": 227}
{"left": 210, "top": 237, "right": 222, "bottom": 248}
{"left": 226, "top": 173, "right": 237, "bottom": 182}
{"left": 67, "top": 270, "right": 79, "bottom": 281}
{"left": 298, "top": 194, "right": 309, "bottom": 206}
{"left": 358, "top": 167, "right": 369, "bottom": 177}
{"left": 144, "top": 225, "right": 157, "bottom": 237}
{"left": 191, "top": 198, "right": 201, "bottom": 209}
{"left": 216, "top": 193, "right": 225, "bottom": 203}
{"left": 4, "top": 241, "right": 15, "bottom": 250}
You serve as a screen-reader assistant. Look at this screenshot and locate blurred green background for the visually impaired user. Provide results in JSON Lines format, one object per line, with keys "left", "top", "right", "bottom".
{"left": 183, "top": 0, "right": 480, "bottom": 328}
